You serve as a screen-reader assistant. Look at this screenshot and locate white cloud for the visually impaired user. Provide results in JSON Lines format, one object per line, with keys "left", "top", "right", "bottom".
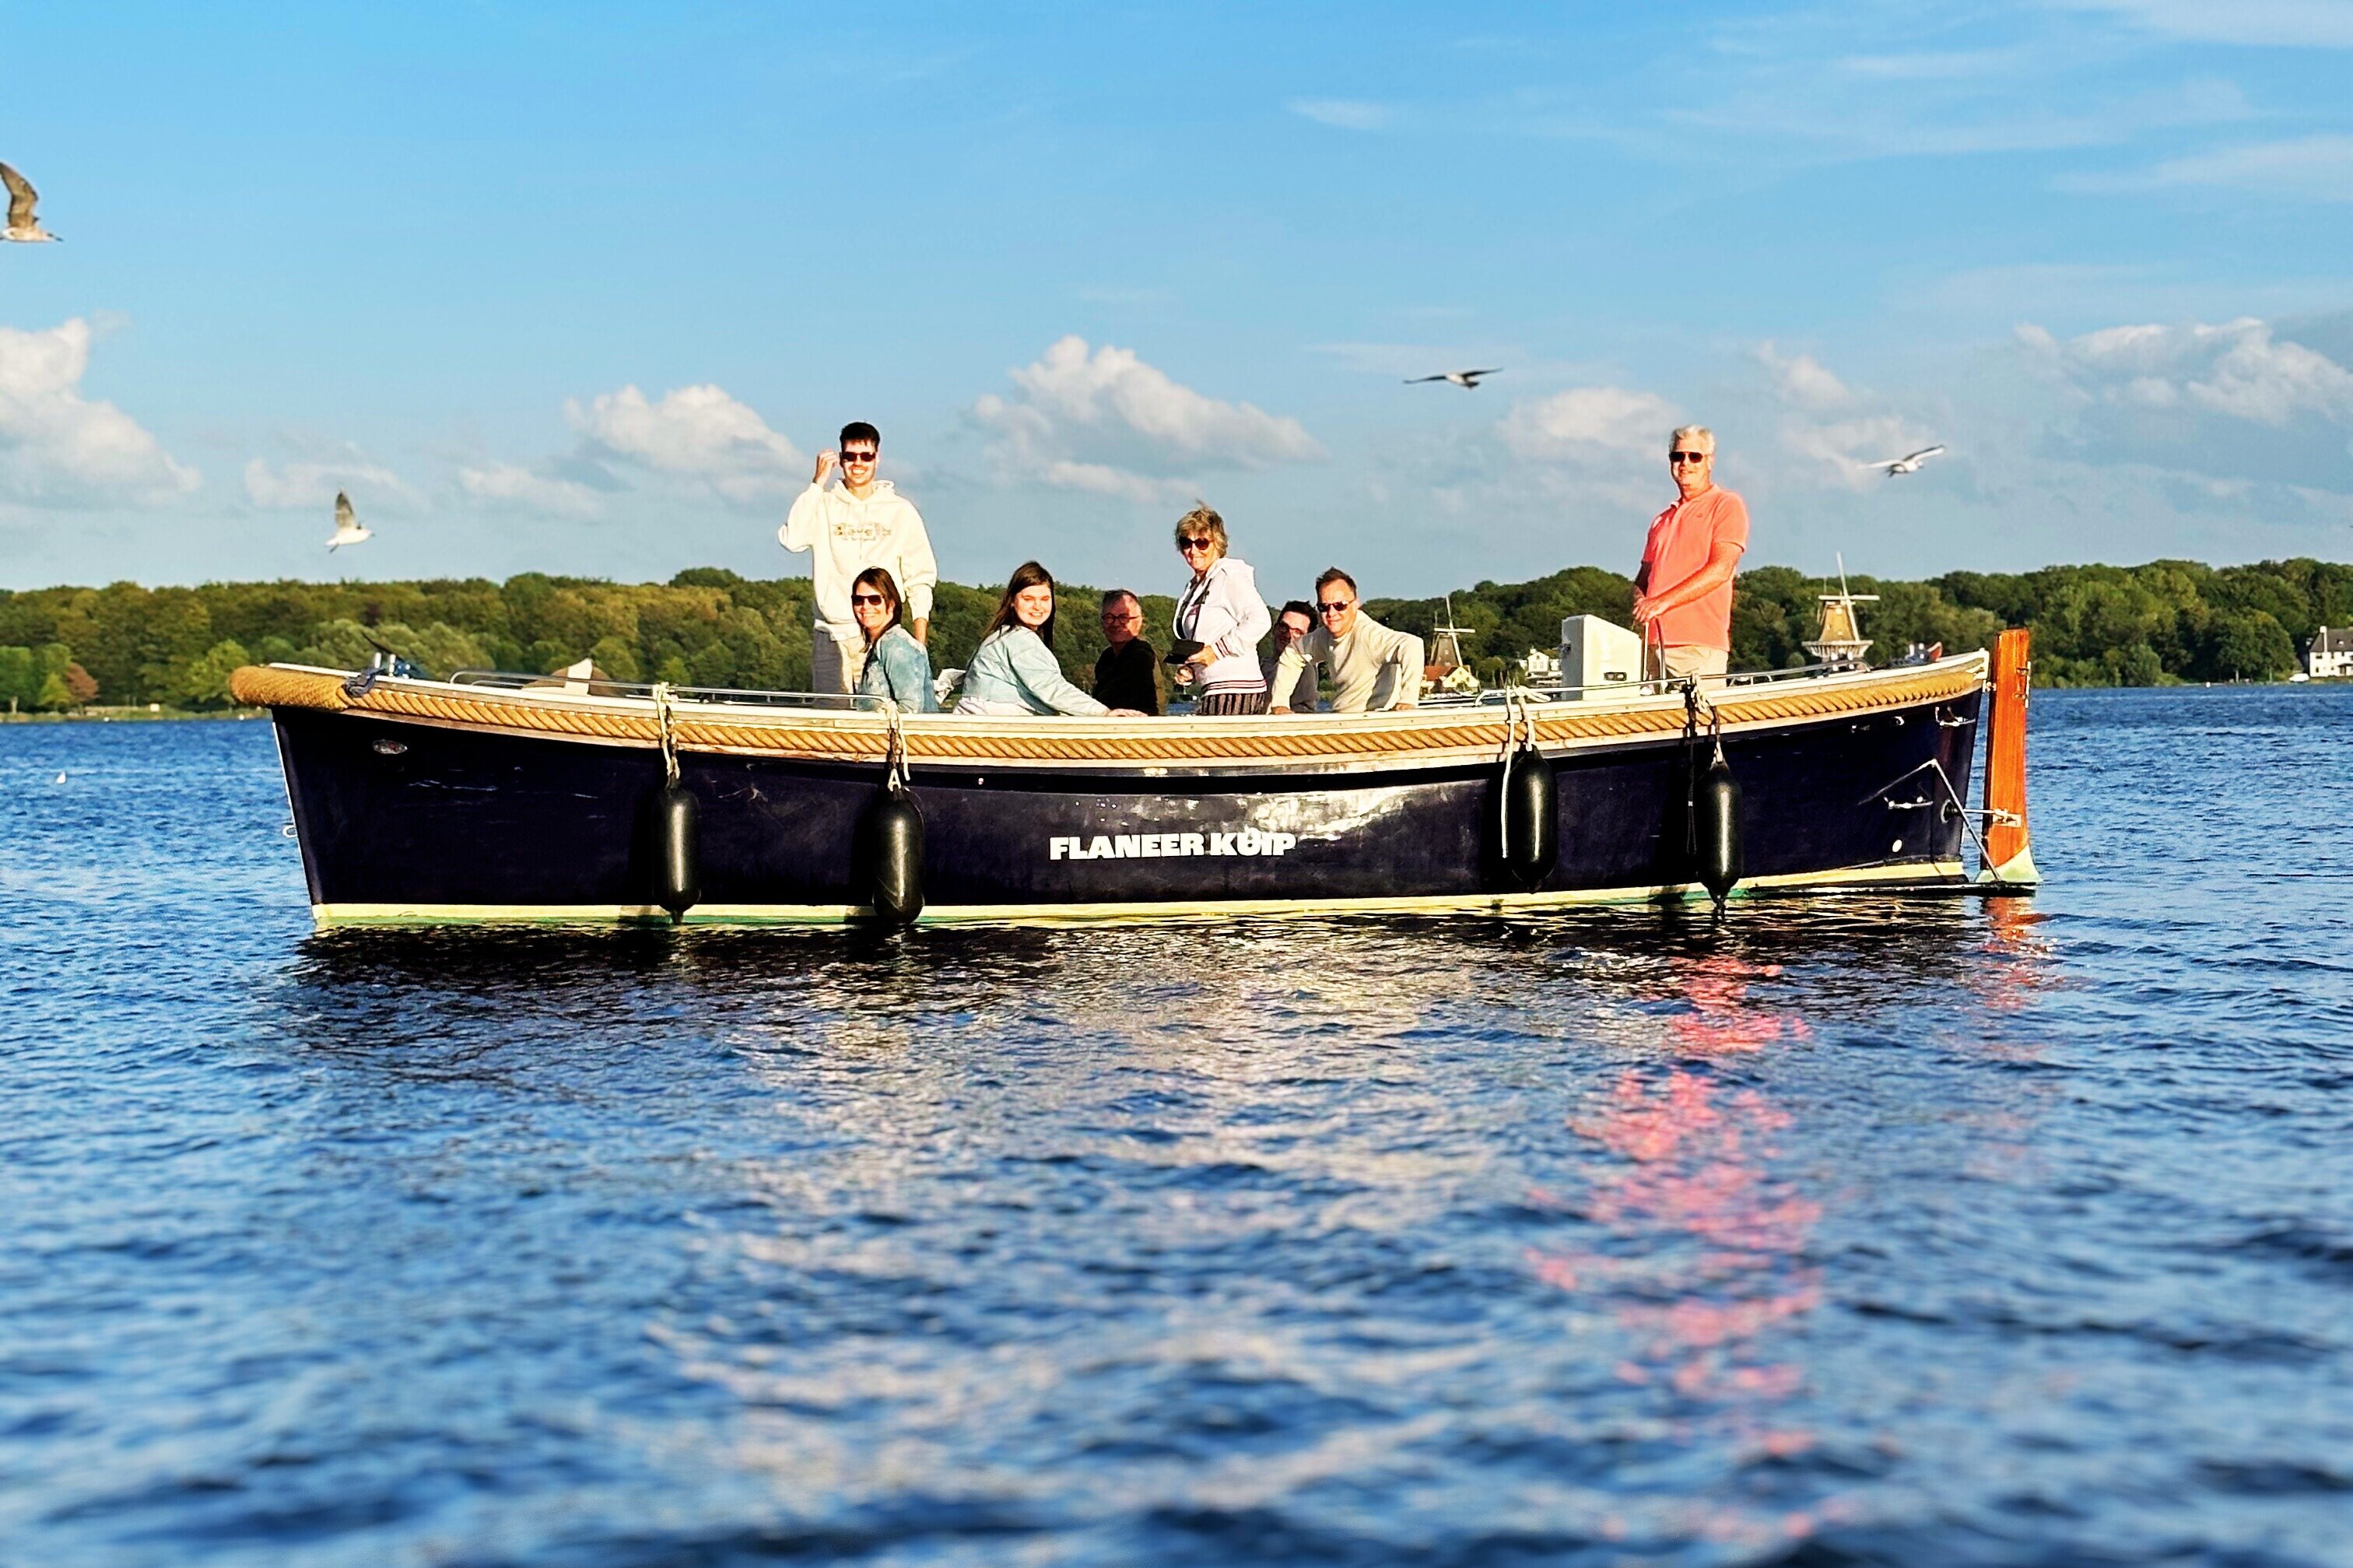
{"left": 2136, "top": 135, "right": 2353, "bottom": 201}
{"left": 1499, "top": 387, "right": 1680, "bottom": 462}
{"left": 970, "top": 335, "right": 1322, "bottom": 500}
{"left": 2062, "top": 0, "right": 2353, "bottom": 47}
{"left": 1009, "top": 336, "right": 1322, "bottom": 462}
{"left": 454, "top": 380, "right": 802, "bottom": 522}
{"left": 1780, "top": 413, "right": 1946, "bottom": 489}
{"left": 565, "top": 383, "right": 805, "bottom": 505}
{"left": 2013, "top": 315, "right": 2353, "bottom": 492}
{"left": 1744, "top": 346, "right": 1942, "bottom": 489}
{"left": 244, "top": 456, "right": 410, "bottom": 510}
{"left": 1289, "top": 99, "right": 1391, "bottom": 132}
{"left": 2023, "top": 316, "right": 2353, "bottom": 425}
{"left": 0, "top": 318, "right": 200, "bottom": 507}
{"left": 459, "top": 463, "right": 605, "bottom": 518}
{"left": 1755, "top": 343, "right": 1852, "bottom": 410}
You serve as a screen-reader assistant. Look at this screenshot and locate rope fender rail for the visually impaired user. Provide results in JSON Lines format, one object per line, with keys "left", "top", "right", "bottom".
{"left": 227, "top": 658, "right": 1989, "bottom": 769}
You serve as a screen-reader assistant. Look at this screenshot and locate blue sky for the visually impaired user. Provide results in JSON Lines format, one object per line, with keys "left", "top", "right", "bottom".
{"left": 5, "top": 1, "right": 2353, "bottom": 598}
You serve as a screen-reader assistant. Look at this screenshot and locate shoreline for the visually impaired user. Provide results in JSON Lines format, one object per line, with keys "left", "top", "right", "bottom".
{"left": 1, "top": 708, "right": 268, "bottom": 724}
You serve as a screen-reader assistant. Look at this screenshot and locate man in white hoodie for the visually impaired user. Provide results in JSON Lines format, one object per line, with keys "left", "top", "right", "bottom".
{"left": 778, "top": 421, "right": 939, "bottom": 693}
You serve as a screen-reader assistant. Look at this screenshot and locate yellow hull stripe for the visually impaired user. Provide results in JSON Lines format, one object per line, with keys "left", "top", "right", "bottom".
{"left": 310, "top": 861, "right": 1971, "bottom": 928}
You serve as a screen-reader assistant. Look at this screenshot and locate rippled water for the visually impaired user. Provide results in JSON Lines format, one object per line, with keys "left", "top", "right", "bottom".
{"left": 4, "top": 689, "right": 2351, "bottom": 1567}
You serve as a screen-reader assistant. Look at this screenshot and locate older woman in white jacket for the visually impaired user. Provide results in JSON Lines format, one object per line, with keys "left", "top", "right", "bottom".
{"left": 1170, "top": 504, "right": 1272, "bottom": 715}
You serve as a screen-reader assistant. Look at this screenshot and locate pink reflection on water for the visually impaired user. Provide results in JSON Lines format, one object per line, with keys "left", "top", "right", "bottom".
{"left": 1530, "top": 954, "right": 1827, "bottom": 1445}
{"left": 1664, "top": 956, "right": 1814, "bottom": 1056}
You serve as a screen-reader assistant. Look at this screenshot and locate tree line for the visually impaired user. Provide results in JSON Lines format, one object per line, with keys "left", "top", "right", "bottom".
{"left": 1, "top": 556, "right": 2346, "bottom": 711}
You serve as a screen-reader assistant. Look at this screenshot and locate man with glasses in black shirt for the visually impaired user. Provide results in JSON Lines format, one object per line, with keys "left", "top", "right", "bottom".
{"left": 1091, "top": 589, "right": 1162, "bottom": 715}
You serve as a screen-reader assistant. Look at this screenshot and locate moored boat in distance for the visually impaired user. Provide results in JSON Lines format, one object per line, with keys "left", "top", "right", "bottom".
{"left": 229, "top": 632, "right": 2039, "bottom": 928}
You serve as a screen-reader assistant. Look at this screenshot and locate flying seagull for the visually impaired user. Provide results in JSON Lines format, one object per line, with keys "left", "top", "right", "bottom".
{"left": 1, "top": 163, "right": 59, "bottom": 244}
{"left": 327, "top": 491, "right": 372, "bottom": 551}
{"left": 1405, "top": 367, "right": 1502, "bottom": 389}
{"left": 1867, "top": 444, "right": 1946, "bottom": 476}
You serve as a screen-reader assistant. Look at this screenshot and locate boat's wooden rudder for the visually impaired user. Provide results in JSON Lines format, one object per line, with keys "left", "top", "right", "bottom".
{"left": 1980, "top": 627, "right": 2038, "bottom": 889}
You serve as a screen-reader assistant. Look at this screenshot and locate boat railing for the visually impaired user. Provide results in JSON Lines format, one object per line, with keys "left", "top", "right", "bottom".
{"left": 447, "top": 670, "right": 893, "bottom": 713}
{"left": 443, "top": 650, "right": 1966, "bottom": 715}
{"left": 1461, "top": 655, "right": 1895, "bottom": 707}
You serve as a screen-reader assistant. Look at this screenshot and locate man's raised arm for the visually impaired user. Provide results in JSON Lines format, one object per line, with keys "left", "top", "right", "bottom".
{"left": 777, "top": 452, "right": 836, "bottom": 552}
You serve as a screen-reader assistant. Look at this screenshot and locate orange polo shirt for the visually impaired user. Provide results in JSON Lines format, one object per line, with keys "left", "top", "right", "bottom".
{"left": 1640, "top": 486, "right": 1749, "bottom": 651}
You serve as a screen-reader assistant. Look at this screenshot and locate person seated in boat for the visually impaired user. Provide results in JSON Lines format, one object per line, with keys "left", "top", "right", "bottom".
{"left": 1169, "top": 504, "right": 1271, "bottom": 715}
{"left": 1632, "top": 425, "right": 1748, "bottom": 682}
{"left": 1268, "top": 570, "right": 1423, "bottom": 714}
{"left": 956, "top": 562, "right": 1146, "bottom": 717}
{"left": 780, "top": 421, "right": 939, "bottom": 696}
{"left": 1262, "top": 599, "right": 1320, "bottom": 713}
{"left": 1092, "top": 588, "right": 1163, "bottom": 715}
{"left": 849, "top": 567, "right": 936, "bottom": 713}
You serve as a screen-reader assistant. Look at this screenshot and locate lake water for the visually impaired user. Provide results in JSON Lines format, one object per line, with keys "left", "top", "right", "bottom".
{"left": 4, "top": 687, "right": 2350, "bottom": 1567}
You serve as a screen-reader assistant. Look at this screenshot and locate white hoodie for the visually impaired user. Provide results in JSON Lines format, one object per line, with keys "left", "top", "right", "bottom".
{"left": 1173, "top": 556, "right": 1272, "bottom": 698}
{"left": 778, "top": 479, "right": 938, "bottom": 640}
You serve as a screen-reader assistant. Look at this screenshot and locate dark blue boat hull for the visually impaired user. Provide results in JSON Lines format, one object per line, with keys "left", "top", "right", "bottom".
{"left": 273, "top": 685, "right": 1983, "bottom": 921}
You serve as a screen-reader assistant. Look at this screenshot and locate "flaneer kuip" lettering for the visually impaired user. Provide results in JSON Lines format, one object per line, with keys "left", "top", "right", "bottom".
{"left": 1050, "top": 830, "right": 1299, "bottom": 861}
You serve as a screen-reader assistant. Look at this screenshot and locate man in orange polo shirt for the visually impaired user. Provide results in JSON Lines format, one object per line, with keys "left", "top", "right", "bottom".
{"left": 1632, "top": 424, "right": 1748, "bottom": 680}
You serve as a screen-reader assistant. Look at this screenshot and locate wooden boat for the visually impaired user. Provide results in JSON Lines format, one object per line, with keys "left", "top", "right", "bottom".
{"left": 228, "top": 630, "right": 2038, "bottom": 928}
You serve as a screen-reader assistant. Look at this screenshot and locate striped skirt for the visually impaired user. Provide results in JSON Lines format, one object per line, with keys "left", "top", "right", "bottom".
{"left": 1193, "top": 689, "right": 1270, "bottom": 716}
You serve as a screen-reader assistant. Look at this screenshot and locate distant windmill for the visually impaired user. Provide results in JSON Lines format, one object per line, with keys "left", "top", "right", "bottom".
{"left": 326, "top": 491, "right": 372, "bottom": 551}
{"left": 1, "top": 163, "right": 61, "bottom": 244}
{"left": 1867, "top": 444, "right": 1945, "bottom": 476}
{"left": 1404, "top": 367, "right": 1502, "bottom": 389}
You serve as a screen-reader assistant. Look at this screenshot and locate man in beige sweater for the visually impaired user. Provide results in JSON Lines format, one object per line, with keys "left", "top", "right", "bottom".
{"left": 1269, "top": 568, "right": 1425, "bottom": 714}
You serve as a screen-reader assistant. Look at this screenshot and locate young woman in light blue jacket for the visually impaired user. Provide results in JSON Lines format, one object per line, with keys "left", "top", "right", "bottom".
{"left": 955, "top": 562, "right": 1146, "bottom": 717}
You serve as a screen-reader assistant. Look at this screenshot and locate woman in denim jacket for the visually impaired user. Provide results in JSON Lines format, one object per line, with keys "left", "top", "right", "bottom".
{"left": 850, "top": 567, "right": 938, "bottom": 712}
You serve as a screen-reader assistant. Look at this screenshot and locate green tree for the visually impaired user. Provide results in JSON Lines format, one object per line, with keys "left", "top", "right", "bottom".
{"left": 0, "top": 646, "right": 37, "bottom": 710}
{"left": 2202, "top": 609, "right": 2297, "bottom": 681}
{"left": 174, "top": 640, "right": 253, "bottom": 709}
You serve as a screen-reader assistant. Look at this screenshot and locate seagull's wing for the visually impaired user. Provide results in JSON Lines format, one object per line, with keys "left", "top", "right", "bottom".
{"left": 1864, "top": 457, "right": 1903, "bottom": 471}
{"left": 0, "top": 163, "right": 35, "bottom": 229}
{"left": 1404, "top": 374, "right": 1447, "bottom": 384}
{"left": 1908, "top": 445, "right": 1947, "bottom": 461}
{"left": 335, "top": 491, "right": 355, "bottom": 528}
{"left": 1463, "top": 368, "right": 1503, "bottom": 377}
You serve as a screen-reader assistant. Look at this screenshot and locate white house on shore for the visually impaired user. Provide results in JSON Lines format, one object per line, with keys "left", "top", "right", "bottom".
{"left": 2306, "top": 626, "right": 2353, "bottom": 679}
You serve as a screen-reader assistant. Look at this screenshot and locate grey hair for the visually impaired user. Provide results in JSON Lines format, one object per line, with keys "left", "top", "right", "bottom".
{"left": 1668, "top": 425, "right": 1716, "bottom": 454}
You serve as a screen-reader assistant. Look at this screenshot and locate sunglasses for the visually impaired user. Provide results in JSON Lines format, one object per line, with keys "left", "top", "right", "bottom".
{"left": 1670, "top": 451, "right": 1708, "bottom": 464}
{"left": 1177, "top": 536, "right": 1214, "bottom": 550}
{"left": 840, "top": 450, "right": 878, "bottom": 464}
{"left": 1103, "top": 609, "right": 1140, "bottom": 619}
{"left": 1317, "top": 600, "right": 1352, "bottom": 615}
{"left": 850, "top": 593, "right": 887, "bottom": 606}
